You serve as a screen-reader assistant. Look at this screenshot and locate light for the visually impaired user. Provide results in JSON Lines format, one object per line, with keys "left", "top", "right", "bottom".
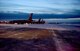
{"left": 14, "top": 23, "right": 18, "bottom": 24}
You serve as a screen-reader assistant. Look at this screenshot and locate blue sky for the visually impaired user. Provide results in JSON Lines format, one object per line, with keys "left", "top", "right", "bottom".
{"left": 0, "top": 0, "right": 80, "bottom": 14}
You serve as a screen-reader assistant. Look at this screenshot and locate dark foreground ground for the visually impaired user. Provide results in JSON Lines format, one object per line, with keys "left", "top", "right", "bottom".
{"left": 0, "top": 26, "right": 80, "bottom": 51}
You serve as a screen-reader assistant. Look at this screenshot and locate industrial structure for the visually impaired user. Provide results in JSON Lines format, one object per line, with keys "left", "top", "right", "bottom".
{"left": 0, "top": 13, "right": 45, "bottom": 24}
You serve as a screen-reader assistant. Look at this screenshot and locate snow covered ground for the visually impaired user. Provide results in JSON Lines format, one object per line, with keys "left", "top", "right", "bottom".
{"left": 0, "top": 24, "right": 80, "bottom": 51}
{"left": 0, "top": 24, "right": 80, "bottom": 31}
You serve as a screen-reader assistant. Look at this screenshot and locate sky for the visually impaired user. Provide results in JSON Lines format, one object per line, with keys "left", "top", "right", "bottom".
{"left": 0, "top": 0, "right": 80, "bottom": 14}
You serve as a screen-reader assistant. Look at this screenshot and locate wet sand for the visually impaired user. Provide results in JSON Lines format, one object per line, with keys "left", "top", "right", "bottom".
{"left": 0, "top": 25, "right": 80, "bottom": 51}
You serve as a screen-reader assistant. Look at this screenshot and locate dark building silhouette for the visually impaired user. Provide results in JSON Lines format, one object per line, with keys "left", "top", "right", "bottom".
{"left": 9, "top": 13, "right": 45, "bottom": 24}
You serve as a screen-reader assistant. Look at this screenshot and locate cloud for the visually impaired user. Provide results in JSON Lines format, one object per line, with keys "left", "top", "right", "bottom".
{"left": 0, "top": 0, "right": 80, "bottom": 14}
